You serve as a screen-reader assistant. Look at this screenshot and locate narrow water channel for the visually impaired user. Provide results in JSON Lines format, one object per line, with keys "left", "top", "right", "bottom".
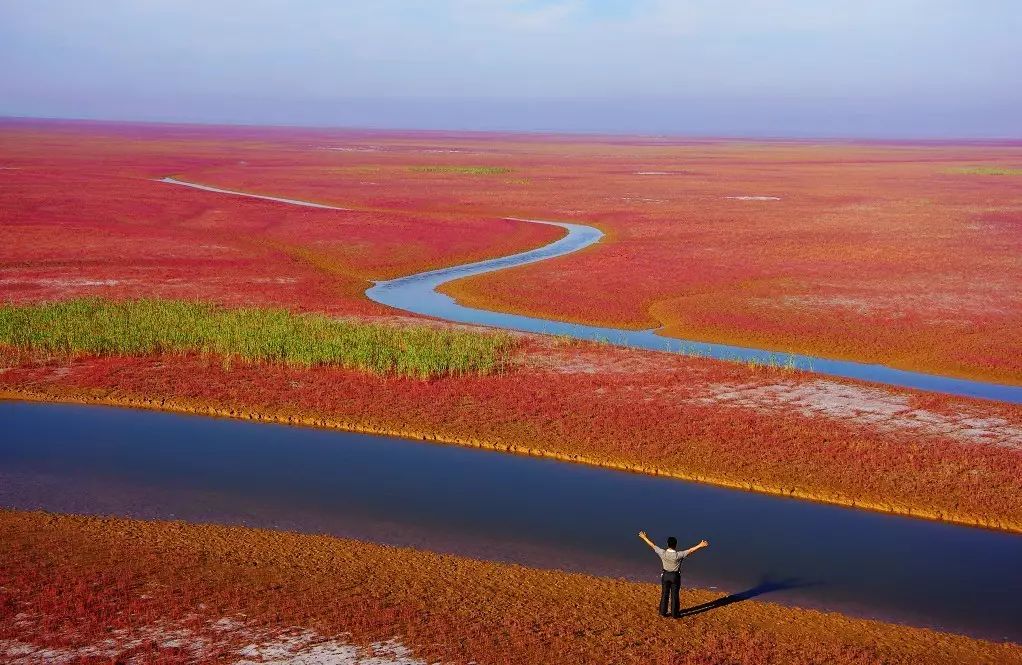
{"left": 365, "top": 221, "right": 1022, "bottom": 404}
{"left": 158, "top": 177, "right": 1022, "bottom": 403}
{"left": 2, "top": 401, "right": 1019, "bottom": 642}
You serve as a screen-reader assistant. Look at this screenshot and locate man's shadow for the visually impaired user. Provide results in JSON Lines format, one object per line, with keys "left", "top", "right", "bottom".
{"left": 676, "top": 576, "right": 819, "bottom": 618}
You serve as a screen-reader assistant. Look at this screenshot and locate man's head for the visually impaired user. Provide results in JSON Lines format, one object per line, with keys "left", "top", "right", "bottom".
{"left": 667, "top": 536, "right": 677, "bottom": 549}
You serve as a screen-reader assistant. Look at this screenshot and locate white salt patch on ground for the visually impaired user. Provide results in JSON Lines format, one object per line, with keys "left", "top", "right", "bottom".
{"left": 1, "top": 614, "right": 427, "bottom": 665}
{"left": 0, "top": 641, "right": 37, "bottom": 658}
{"left": 694, "top": 379, "right": 1022, "bottom": 450}
{"left": 725, "top": 196, "right": 781, "bottom": 201}
{"left": 0, "top": 622, "right": 212, "bottom": 664}
{"left": 634, "top": 171, "right": 670, "bottom": 175}
{"left": 237, "top": 633, "right": 426, "bottom": 665}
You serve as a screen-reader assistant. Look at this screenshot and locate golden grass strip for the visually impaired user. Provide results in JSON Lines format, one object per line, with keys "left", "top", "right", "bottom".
{"left": 0, "top": 298, "right": 513, "bottom": 378}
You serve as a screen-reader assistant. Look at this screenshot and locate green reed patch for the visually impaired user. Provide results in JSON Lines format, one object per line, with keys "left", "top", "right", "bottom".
{"left": 0, "top": 299, "right": 514, "bottom": 378}
{"left": 945, "top": 166, "right": 1022, "bottom": 176}
{"left": 408, "top": 166, "right": 512, "bottom": 175}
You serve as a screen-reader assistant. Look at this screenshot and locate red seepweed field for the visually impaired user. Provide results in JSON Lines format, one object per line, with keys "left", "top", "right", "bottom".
{"left": 4, "top": 510, "right": 1020, "bottom": 665}
{"left": 2, "top": 119, "right": 1022, "bottom": 529}
{"left": 133, "top": 125, "right": 1022, "bottom": 384}
{"left": 3, "top": 118, "right": 1022, "bottom": 663}
{"left": 3, "top": 120, "right": 1021, "bottom": 383}
{"left": 0, "top": 120, "right": 563, "bottom": 316}
{"left": 4, "top": 334, "right": 1022, "bottom": 532}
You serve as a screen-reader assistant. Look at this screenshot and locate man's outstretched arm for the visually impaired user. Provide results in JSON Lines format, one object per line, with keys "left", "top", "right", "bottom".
{"left": 637, "top": 530, "right": 658, "bottom": 550}
{"left": 681, "top": 539, "right": 710, "bottom": 557}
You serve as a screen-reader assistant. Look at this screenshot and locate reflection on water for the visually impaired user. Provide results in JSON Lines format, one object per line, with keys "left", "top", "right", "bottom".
{"left": 367, "top": 219, "right": 1022, "bottom": 403}
{"left": 3, "top": 401, "right": 1020, "bottom": 642}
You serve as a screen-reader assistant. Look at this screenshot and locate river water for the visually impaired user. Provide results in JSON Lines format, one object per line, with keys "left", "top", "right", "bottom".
{"left": 366, "top": 219, "right": 1022, "bottom": 404}
{"left": 3, "top": 401, "right": 1019, "bottom": 642}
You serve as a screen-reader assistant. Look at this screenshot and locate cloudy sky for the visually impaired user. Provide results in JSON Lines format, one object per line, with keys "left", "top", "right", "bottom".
{"left": 2, "top": 0, "right": 1020, "bottom": 137}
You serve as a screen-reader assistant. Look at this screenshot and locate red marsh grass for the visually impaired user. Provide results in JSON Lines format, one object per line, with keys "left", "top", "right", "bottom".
{"left": 2, "top": 337, "right": 1021, "bottom": 532}
{"left": 5, "top": 120, "right": 1020, "bottom": 382}
{"left": 3, "top": 119, "right": 1021, "bottom": 530}
{"left": 2, "top": 510, "right": 1019, "bottom": 664}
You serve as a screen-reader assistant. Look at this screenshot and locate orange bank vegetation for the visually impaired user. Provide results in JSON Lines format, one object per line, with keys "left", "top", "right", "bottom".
{"left": 2, "top": 336, "right": 1020, "bottom": 532}
{"left": 2, "top": 510, "right": 1019, "bottom": 665}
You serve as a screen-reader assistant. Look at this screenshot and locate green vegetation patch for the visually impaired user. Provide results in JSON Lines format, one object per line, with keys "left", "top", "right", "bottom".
{"left": 408, "top": 166, "right": 512, "bottom": 175}
{"left": 945, "top": 166, "right": 1022, "bottom": 176}
{"left": 0, "top": 298, "right": 514, "bottom": 378}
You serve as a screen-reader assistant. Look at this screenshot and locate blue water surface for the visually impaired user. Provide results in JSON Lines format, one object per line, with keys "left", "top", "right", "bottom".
{"left": 367, "top": 220, "right": 1022, "bottom": 403}
{"left": 2, "top": 401, "right": 1020, "bottom": 642}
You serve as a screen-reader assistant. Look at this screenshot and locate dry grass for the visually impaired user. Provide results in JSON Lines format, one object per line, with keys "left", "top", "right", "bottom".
{"left": 0, "top": 298, "right": 514, "bottom": 378}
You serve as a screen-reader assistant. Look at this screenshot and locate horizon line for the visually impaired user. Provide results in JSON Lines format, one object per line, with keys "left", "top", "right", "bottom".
{"left": 3, "top": 114, "right": 1021, "bottom": 145}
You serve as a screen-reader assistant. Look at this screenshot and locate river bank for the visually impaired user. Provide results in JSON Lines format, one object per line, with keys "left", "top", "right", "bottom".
{"left": 6, "top": 385, "right": 1022, "bottom": 535}
{"left": 5, "top": 400, "right": 1020, "bottom": 640}
{"left": 2, "top": 510, "right": 1019, "bottom": 664}
{"left": 2, "top": 337, "right": 1021, "bottom": 533}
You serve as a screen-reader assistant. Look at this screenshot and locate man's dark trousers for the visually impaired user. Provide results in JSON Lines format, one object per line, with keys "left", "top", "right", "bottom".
{"left": 660, "top": 570, "right": 681, "bottom": 617}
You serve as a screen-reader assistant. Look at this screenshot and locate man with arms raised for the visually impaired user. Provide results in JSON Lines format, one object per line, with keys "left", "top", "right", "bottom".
{"left": 638, "top": 530, "right": 709, "bottom": 618}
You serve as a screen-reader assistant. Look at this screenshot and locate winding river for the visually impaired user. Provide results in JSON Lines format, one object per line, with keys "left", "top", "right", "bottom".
{"left": 5, "top": 179, "right": 1015, "bottom": 641}
{"left": 161, "top": 177, "right": 1022, "bottom": 403}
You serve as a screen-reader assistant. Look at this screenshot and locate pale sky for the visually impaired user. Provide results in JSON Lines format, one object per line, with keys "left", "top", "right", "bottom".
{"left": 2, "top": 0, "right": 1020, "bottom": 137}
